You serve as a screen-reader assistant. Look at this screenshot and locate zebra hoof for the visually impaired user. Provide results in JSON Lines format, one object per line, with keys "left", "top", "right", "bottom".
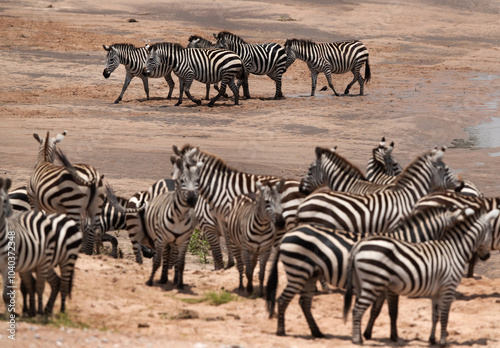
{"left": 363, "top": 330, "right": 372, "bottom": 340}
{"left": 174, "top": 102, "right": 182, "bottom": 106}
{"left": 159, "top": 278, "right": 168, "bottom": 285}
{"left": 390, "top": 334, "right": 398, "bottom": 342}
{"left": 344, "top": 89, "right": 350, "bottom": 95}
{"left": 312, "top": 331, "right": 325, "bottom": 338}
{"left": 145, "top": 280, "right": 153, "bottom": 287}
{"left": 113, "top": 99, "right": 121, "bottom": 104}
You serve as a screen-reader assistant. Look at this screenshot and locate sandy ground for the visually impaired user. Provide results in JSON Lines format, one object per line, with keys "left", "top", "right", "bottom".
{"left": 0, "top": 0, "right": 500, "bottom": 347}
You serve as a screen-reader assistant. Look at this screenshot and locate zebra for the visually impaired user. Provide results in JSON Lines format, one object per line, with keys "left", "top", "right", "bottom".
{"left": 144, "top": 42, "right": 243, "bottom": 106}
{"left": 1, "top": 178, "right": 83, "bottom": 316}
{"left": 186, "top": 35, "right": 228, "bottom": 100}
{"left": 365, "top": 137, "right": 402, "bottom": 185}
{"left": 226, "top": 179, "right": 285, "bottom": 296}
{"left": 295, "top": 147, "right": 464, "bottom": 233}
{"left": 299, "top": 146, "right": 394, "bottom": 196}
{"left": 413, "top": 190, "right": 500, "bottom": 277}
{"left": 8, "top": 185, "right": 127, "bottom": 258}
{"left": 284, "top": 38, "right": 371, "bottom": 96}
{"left": 365, "top": 138, "right": 483, "bottom": 197}
{"left": 265, "top": 204, "right": 466, "bottom": 338}
{"left": 103, "top": 43, "right": 176, "bottom": 103}
{"left": 213, "top": 31, "right": 289, "bottom": 99}
{"left": 27, "top": 132, "right": 106, "bottom": 256}
{"left": 343, "top": 206, "right": 499, "bottom": 346}
{"left": 143, "top": 157, "right": 202, "bottom": 290}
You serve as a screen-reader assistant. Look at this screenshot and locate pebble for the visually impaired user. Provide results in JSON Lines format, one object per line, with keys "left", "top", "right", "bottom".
{"left": 34, "top": 334, "right": 41, "bottom": 339}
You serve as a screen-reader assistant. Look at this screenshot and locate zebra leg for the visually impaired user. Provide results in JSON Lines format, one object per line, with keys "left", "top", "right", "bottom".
{"left": 183, "top": 76, "right": 201, "bottom": 106}
{"left": 324, "top": 69, "right": 339, "bottom": 96}
{"left": 363, "top": 293, "right": 386, "bottom": 340}
{"left": 146, "top": 241, "right": 163, "bottom": 286}
{"left": 258, "top": 249, "right": 272, "bottom": 297}
{"left": 466, "top": 252, "right": 478, "bottom": 278}
{"left": 241, "top": 76, "right": 251, "bottom": 99}
{"left": 44, "top": 269, "right": 61, "bottom": 315}
{"left": 352, "top": 293, "right": 378, "bottom": 344}
{"left": 345, "top": 68, "right": 359, "bottom": 95}
{"left": 159, "top": 244, "right": 171, "bottom": 284}
{"left": 438, "top": 296, "right": 454, "bottom": 346}
{"left": 228, "top": 78, "right": 240, "bottom": 106}
{"left": 139, "top": 74, "right": 150, "bottom": 100}
{"left": 175, "top": 78, "right": 185, "bottom": 106}
{"left": 429, "top": 298, "right": 440, "bottom": 345}
{"left": 202, "top": 224, "right": 225, "bottom": 270}
{"left": 174, "top": 240, "right": 190, "bottom": 290}
{"left": 34, "top": 267, "right": 48, "bottom": 316}
{"left": 208, "top": 78, "right": 227, "bottom": 107}
{"left": 232, "top": 246, "right": 246, "bottom": 294}
{"left": 244, "top": 249, "right": 258, "bottom": 296}
{"left": 115, "top": 72, "right": 134, "bottom": 104}
{"left": 101, "top": 233, "right": 119, "bottom": 258}
{"left": 205, "top": 84, "right": 210, "bottom": 100}
{"left": 299, "top": 275, "right": 324, "bottom": 338}
{"left": 20, "top": 273, "right": 36, "bottom": 317}
{"left": 309, "top": 68, "right": 318, "bottom": 96}
{"left": 80, "top": 218, "right": 94, "bottom": 256}
{"left": 270, "top": 70, "right": 285, "bottom": 99}
{"left": 386, "top": 291, "right": 399, "bottom": 342}
{"left": 164, "top": 72, "right": 175, "bottom": 99}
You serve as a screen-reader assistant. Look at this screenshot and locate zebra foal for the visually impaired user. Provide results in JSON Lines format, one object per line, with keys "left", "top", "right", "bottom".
{"left": 284, "top": 38, "right": 371, "bottom": 96}
{"left": 144, "top": 42, "right": 243, "bottom": 106}
{"left": 103, "top": 43, "right": 176, "bottom": 103}
{"left": 343, "top": 206, "right": 499, "bottom": 345}
{"left": 226, "top": 179, "right": 285, "bottom": 296}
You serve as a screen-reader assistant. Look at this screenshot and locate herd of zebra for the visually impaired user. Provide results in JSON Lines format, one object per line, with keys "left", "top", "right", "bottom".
{"left": 102, "top": 31, "right": 371, "bottom": 106}
{"left": 2, "top": 131, "right": 500, "bottom": 346}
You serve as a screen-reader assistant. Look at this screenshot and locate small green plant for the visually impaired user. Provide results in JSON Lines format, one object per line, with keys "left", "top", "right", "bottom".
{"left": 15, "top": 312, "right": 89, "bottom": 329}
{"left": 188, "top": 229, "right": 211, "bottom": 264}
{"left": 204, "top": 290, "right": 237, "bottom": 306}
{"left": 278, "top": 15, "right": 297, "bottom": 22}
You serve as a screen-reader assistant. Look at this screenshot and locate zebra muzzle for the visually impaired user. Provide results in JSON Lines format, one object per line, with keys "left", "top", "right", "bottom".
{"left": 186, "top": 192, "right": 198, "bottom": 207}
{"left": 479, "top": 251, "right": 490, "bottom": 261}
{"left": 103, "top": 69, "right": 111, "bottom": 79}
{"left": 275, "top": 214, "right": 286, "bottom": 230}
{"left": 142, "top": 67, "right": 151, "bottom": 77}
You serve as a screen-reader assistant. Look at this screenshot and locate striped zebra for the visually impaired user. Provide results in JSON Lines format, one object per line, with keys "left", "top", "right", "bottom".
{"left": 284, "top": 38, "right": 371, "bottom": 96}
{"left": 366, "top": 137, "right": 402, "bottom": 185}
{"left": 296, "top": 147, "right": 464, "bottom": 233}
{"left": 366, "top": 138, "right": 483, "bottom": 197}
{"left": 144, "top": 157, "right": 202, "bottom": 290}
{"left": 343, "top": 206, "right": 499, "bottom": 345}
{"left": 103, "top": 43, "right": 176, "bottom": 103}
{"left": 1, "top": 178, "right": 83, "bottom": 316}
{"left": 187, "top": 35, "right": 227, "bottom": 100}
{"left": 144, "top": 42, "right": 243, "bottom": 106}
{"left": 266, "top": 205, "right": 465, "bottom": 338}
{"left": 9, "top": 185, "right": 127, "bottom": 258}
{"left": 226, "top": 179, "right": 285, "bottom": 296}
{"left": 27, "top": 132, "right": 106, "bottom": 255}
{"left": 299, "top": 146, "right": 393, "bottom": 196}
{"left": 213, "top": 31, "right": 288, "bottom": 99}
{"left": 413, "top": 190, "right": 500, "bottom": 277}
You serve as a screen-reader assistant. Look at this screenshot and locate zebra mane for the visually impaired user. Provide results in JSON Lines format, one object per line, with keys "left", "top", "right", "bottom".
{"left": 149, "top": 42, "right": 184, "bottom": 51}
{"left": 284, "top": 38, "right": 315, "bottom": 47}
{"left": 111, "top": 43, "right": 138, "bottom": 50}
{"left": 178, "top": 144, "right": 236, "bottom": 174}
{"left": 43, "top": 131, "right": 50, "bottom": 163}
{"left": 217, "top": 31, "right": 247, "bottom": 44}
{"left": 318, "top": 147, "right": 366, "bottom": 180}
{"left": 393, "top": 149, "right": 435, "bottom": 188}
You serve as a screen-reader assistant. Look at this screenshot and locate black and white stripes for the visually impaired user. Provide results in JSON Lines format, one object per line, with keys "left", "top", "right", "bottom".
{"left": 284, "top": 38, "right": 371, "bottom": 96}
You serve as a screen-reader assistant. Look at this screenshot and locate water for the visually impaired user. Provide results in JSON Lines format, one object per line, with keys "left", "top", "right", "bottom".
{"left": 451, "top": 116, "right": 500, "bottom": 153}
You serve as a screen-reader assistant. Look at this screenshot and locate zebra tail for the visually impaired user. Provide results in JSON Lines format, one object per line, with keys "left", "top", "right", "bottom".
{"left": 364, "top": 59, "right": 371, "bottom": 84}
{"left": 265, "top": 249, "right": 280, "bottom": 318}
{"left": 55, "top": 147, "right": 95, "bottom": 187}
{"left": 343, "top": 245, "right": 357, "bottom": 323}
{"left": 105, "top": 183, "right": 145, "bottom": 214}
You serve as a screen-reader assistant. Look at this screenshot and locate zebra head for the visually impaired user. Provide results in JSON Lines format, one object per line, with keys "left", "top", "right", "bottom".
{"left": 171, "top": 156, "right": 202, "bottom": 208}
{"left": 257, "top": 179, "right": 286, "bottom": 230}
{"left": 284, "top": 39, "right": 309, "bottom": 61}
{"left": 299, "top": 146, "right": 338, "bottom": 195}
{"left": 187, "top": 35, "right": 212, "bottom": 49}
{"left": 102, "top": 44, "right": 121, "bottom": 78}
{"left": 33, "top": 130, "right": 67, "bottom": 165}
{"left": 373, "top": 137, "right": 403, "bottom": 176}
{"left": 429, "top": 147, "right": 464, "bottom": 192}
{"left": 0, "top": 177, "right": 13, "bottom": 219}
{"left": 462, "top": 207, "right": 499, "bottom": 261}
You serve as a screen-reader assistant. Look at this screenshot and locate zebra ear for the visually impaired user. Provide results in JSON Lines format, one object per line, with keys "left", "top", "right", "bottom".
{"left": 213, "top": 33, "right": 218, "bottom": 40}
{"left": 380, "top": 137, "right": 386, "bottom": 146}
{"left": 170, "top": 156, "right": 177, "bottom": 165}
{"left": 33, "top": 133, "right": 42, "bottom": 144}
{"left": 331, "top": 146, "right": 337, "bottom": 152}
{"left": 55, "top": 130, "right": 67, "bottom": 143}
{"left": 0, "top": 178, "right": 11, "bottom": 191}
{"left": 103, "top": 45, "right": 110, "bottom": 51}
{"left": 193, "top": 38, "right": 200, "bottom": 45}
{"left": 486, "top": 209, "right": 500, "bottom": 221}
{"left": 172, "top": 145, "right": 182, "bottom": 156}
{"left": 315, "top": 147, "right": 323, "bottom": 159}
